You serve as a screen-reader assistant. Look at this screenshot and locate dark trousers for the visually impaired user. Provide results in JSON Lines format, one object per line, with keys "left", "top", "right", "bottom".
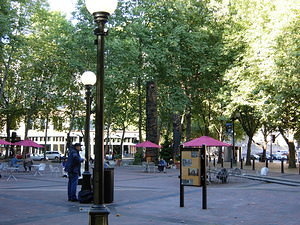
{"left": 68, "top": 173, "right": 79, "bottom": 200}
{"left": 24, "top": 165, "right": 32, "bottom": 172}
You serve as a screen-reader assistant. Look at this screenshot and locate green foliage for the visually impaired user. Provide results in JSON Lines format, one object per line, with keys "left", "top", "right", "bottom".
{"left": 133, "top": 150, "right": 143, "bottom": 165}
{"left": 159, "top": 135, "right": 174, "bottom": 162}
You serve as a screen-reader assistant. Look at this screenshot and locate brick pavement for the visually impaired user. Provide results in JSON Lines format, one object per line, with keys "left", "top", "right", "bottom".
{"left": 0, "top": 164, "right": 300, "bottom": 225}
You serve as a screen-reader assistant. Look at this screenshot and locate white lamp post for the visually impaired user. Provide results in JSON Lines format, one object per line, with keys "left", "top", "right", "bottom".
{"left": 85, "top": 1, "right": 118, "bottom": 225}
{"left": 81, "top": 71, "right": 96, "bottom": 192}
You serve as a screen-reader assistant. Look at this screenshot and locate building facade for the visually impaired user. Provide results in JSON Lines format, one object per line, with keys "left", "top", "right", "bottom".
{"left": 0, "top": 122, "right": 139, "bottom": 159}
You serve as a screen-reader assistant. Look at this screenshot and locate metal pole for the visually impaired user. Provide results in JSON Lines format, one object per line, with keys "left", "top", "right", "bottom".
{"left": 89, "top": 12, "right": 110, "bottom": 225}
{"left": 179, "top": 147, "right": 184, "bottom": 207}
{"left": 240, "top": 157, "right": 243, "bottom": 170}
{"left": 180, "top": 184, "right": 184, "bottom": 207}
{"left": 252, "top": 158, "right": 255, "bottom": 170}
{"left": 270, "top": 142, "right": 273, "bottom": 162}
{"left": 281, "top": 159, "right": 284, "bottom": 173}
{"left": 201, "top": 146, "right": 207, "bottom": 209}
{"left": 81, "top": 85, "right": 92, "bottom": 191}
{"left": 232, "top": 118, "right": 235, "bottom": 164}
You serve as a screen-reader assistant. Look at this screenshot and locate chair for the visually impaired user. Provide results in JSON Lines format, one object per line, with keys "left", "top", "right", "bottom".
{"left": 0, "top": 163, "right": 8, "bottom": 178}
{"left": 147, "top": 162, "right": 156, "bottom": 173}
{"left": 49, "top": 164, "right": 60, "bottom": 176}
{"left": 0, "top": 163, "right": 5, "bottom": 172}
{"left": 34, "top": 163, "right": 46, "bottom": 176}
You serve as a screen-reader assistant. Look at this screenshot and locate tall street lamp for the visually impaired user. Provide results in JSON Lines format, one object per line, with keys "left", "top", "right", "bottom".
{"left": 85, "top": 0, "right": 118, "bottom": 224}
{"left": 231, "top": 112, "right": 240, "bottom": 167}
{"left": 81, "top": 71, "right": 96, "bottom": 192}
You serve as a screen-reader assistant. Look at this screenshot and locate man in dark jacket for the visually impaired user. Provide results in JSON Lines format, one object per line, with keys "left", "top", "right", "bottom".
{"left": 65, "top": 143, "right": 83, "bottom": 201}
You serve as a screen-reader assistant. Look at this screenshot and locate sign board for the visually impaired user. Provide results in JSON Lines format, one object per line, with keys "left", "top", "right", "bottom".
{"left": 180, "top": 148, "right": 202, "bottom": 187}
{"left": 180, "top": 145, "right": 207, "bottom": 209}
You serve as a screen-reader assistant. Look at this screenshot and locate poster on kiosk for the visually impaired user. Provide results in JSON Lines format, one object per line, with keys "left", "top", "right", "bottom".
{"left": 181, "top": 148, "right": 202, "bottom": 187}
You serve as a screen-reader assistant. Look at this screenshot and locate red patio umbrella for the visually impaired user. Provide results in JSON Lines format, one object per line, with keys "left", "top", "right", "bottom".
{"left": 14, "top": 139, "right": 44, "bottom": 148}
{"left": 183, "top": 136, "right": 231, "bottom": 147}
{"left": 0, "top": 139, "right": 13, "bottom": 145}
{"left": 136, "top": 141, "right": 161, "bottom": 148}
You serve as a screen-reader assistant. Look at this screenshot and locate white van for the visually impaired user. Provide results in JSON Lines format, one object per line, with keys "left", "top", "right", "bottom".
{"left": 45, "top": 151, "right": 61, "bottom": 160}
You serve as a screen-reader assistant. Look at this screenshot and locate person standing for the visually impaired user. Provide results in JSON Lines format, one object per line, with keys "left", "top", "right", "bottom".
{"left": 65, "top": 143, "right": 83, "bottom": 202}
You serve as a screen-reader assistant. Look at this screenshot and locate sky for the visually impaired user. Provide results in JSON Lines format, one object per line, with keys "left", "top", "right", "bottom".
{"left": 47, "top": 0, "right": 77, "bottom": 19}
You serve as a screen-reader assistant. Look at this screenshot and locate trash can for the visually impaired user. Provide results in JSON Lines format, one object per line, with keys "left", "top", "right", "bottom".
{"left": 104, "top": 168, "right": 114, "bottom": 203}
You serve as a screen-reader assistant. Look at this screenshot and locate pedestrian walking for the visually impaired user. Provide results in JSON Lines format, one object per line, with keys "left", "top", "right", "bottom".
{"left": 64, "top": 143, "right": 84, "bottom": 202}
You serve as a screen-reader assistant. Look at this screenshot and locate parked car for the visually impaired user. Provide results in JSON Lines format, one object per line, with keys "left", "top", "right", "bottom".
{"left": 250, "top": 154, "right": 260, "bottom": 160}
{"left": 45, "top": 151, "right": 61, "bottom": 160}
{"left": 30, "top": 154, "right": 48, "bottom": 161}
{"left": 273, "top": 152, "right": 287, "bottom": 160}
{"left": 257, "top": 153, "right": 271, "bottom": 161}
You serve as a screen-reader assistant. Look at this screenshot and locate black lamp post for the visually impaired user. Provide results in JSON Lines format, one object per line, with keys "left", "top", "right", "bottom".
{"left": 85, "top": 0, "right": 118, "bottom": 224}
{"left": 81, "top": 71, "right": 96, "bottom": 191}
{"left": 231, "top": 112, "right": 240, "bottom": 167}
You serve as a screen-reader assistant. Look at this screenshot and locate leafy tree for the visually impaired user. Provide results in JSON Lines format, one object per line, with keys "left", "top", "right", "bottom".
{"left": 271, "top": 11, "right": 300, "bottom": 168}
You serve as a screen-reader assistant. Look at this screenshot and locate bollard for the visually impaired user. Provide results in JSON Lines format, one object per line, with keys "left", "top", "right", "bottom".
{"left": 240, "top": 158, "right": 243, "bottom": 170}
{"left": 221, "top": 158, "right": 224, "bottom": 168}
{"left": 266, "top": 158, "right": 268, "bottom": 168}
{"left": 252, "top": 158, "right": 255, "bottom": 170}
{"left": 281, "top": 159, "right": 284, "bottom": 173}
{"left": 230, "top": 159, "right": 233, "bottom": 168}
{"left": 213, "top": 158, "right": 216, "bottom": 167}
{"left": 299, "top": 162, "right": 300, "bottom": 175}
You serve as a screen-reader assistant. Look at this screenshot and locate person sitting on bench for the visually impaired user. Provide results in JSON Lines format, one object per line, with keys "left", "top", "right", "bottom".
{"left": 158, "top": 159, "right": 167, "bottom": 173}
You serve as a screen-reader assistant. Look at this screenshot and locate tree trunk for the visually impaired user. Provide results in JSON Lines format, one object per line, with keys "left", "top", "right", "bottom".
{"left": 217, "top": 146, "right": 223, "bottom": 164}
{"left": 261, "top": 135, "right": 267, "bottom": 162}
{"left": 185, "top": 109, "right": 192, "bottom": 141}
{"left": 279, "top": 129, "right": 296, "bottom": 168}
{"left": 172, "top": 113, "right": 181, "bottom": 160}
{"left": 5, "top": 115, "right": 11, "bottom": 158}
{"left": 119, "top": 126, "right": 126, "bottom": 159}
{"left": 23, "top": 115, "right": 31, "bottom": 157}
{"left": 137, "top": 74, "right": 143, "bottom": 143}
{"left": 245, "top": 136, "right": 253, "bottom": 166}
{"left": 43, "top": 115, "right": 49, "bottom": 158}
{"left": 287, "top": 141, "right": 296, "bottom": 168}
{"left": 146, "top": 81, "right": 159, "bottom": 161}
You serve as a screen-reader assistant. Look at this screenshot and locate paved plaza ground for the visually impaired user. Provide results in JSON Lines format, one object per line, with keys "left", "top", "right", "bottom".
{"left": 0, "top": 162, "right": 300, "bottom": 225}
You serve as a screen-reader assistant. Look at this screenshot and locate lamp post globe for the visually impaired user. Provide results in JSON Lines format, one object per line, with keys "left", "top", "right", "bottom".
{"left": 81, "top": 71, "right": 96, "bottom": 86}
{"left": 86, "top": 0, "right": 118, "bottom": 15}
{"left": 85, "top": 1, "right": 118, "bottom": 225}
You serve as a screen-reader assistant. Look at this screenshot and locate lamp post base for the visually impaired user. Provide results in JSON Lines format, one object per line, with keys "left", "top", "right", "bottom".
{"left": 89, "top": 204, "right": 110, "bottom": 225}
{"left": 81, "top": 171, "right": 92, "bottom": 191}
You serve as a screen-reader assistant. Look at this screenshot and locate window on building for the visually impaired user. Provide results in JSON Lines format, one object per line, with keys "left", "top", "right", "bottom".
{"left": 45, "top": 144, "right": 51, "bottom": 151}
{"left": 60, "top": 144, "right": 65, "bottom": 153}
